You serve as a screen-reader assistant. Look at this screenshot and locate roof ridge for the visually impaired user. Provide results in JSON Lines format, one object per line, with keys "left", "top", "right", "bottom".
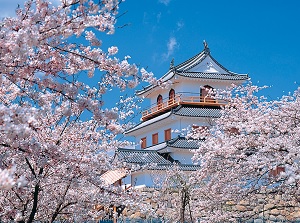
{"left": 118, "top": 148, "right": 159, "bottom": 153}
{"left": 179, "top": 70, "right": 248, "bottom": 76}
{"left": 176, "top": 72, "right": 249, "bottom": 80}
{"left": 175, "top": 50, "right": 206, "bottom": 71}
{"left": 125, "top": 111, "right": 173, "bottom": 134}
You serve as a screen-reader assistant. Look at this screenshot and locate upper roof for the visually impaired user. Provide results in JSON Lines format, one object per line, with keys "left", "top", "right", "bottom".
{"left": 176, "top": 71, "right": 248, "bottom": 80}
{"left": 136, "top": 41, "right": 248, "bottom": 96}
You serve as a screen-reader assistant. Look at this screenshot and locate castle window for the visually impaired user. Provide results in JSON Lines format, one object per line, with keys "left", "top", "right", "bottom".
{"left": 164, "top": 128, "right": 171, "bottom": 141}
{"left": 157, "top": 94, "right": 163, "bottom": 110}
{"left": 152, "top": 133, "right": 158, "bottom": 145}
{"left": 141, "top": 137, "right": 147, "bottom": 149}
{"left": 200, "top": 85, "right": 215, "bottom": 103}
{"left": 168, "top": 89, "right": 175, "bottom": 105}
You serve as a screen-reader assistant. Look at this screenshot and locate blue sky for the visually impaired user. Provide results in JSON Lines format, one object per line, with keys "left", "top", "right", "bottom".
{"left": 2, "top": 0, "right": 300, "bottom": 101}
{"left": 111, "top": 0, "right": 300, "bottom": 100}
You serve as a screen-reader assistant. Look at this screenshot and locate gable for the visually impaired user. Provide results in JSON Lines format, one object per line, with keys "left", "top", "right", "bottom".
{"left": 188, "top": 56, "right": 229, "bottom": 74}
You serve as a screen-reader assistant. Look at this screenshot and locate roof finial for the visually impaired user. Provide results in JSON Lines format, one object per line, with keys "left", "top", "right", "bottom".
{"left": 169, "top": 58, "right": 174, "bottom": 69}
{"left": 203, "top": 40, "right": 210, "bottom": 54}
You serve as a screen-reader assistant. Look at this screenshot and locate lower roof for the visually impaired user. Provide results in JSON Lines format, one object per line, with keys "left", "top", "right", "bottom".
{"left": 117, "top": 148, "right": 200, "bottom": 171}
{"left": 166, "top": 136, "right": 202, "bottom": 149}
{"left": 117, "top": 137, "right": 201, "bottom": 171}
{"left": 117, "top": 148, "right": 172, "bottom": 165}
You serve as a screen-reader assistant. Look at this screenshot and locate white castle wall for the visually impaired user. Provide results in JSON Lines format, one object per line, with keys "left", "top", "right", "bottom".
{"left": 148, "top": 78, "right": 229, "bottom": 105}
{"left": 133, "top": 117, "right": 208, "bottom": 150}
{"left": 170, "top": 151, "right": 194, "bottom": 164}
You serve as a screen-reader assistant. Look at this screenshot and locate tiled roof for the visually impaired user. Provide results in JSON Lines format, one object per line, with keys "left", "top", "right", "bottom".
{"left": 100, "top": 168, "right": 127, "bottom": 185}
{"left": 125, "top": 105, "right": 220, "bottom": 135}
{"left": 175, "top": 50, "right": 240, "bottom": 76}
{"left": 174, "top": 50, "right": 207, "bottom": 72}
{"left": 144, "top": 142, "right": 167, "bottom": 151}
{"left": 117, "top": 146, "right": 200, "bottom": 171}
{"left": 148, "top": 164, "right": 201, "bottom": 171}
{"left": 173, "top": 105, "right": 222, "bottom": 118}
{"left": 136, "top": 46, "right": 248, "bottom": 96}
{"left": 117, "top": 149, "right": 200, "bottom": 171}
{"left": 117, "top": 148, "right": 172, "bottom": 165}
{"left": 166, "top": 136, "right": 202, "bottom": 149}
{"left": 177, "top": 71, "right": 248, "bottom": 81}
{"left": 125, "top": 111, "right": 172, "bottom": 134}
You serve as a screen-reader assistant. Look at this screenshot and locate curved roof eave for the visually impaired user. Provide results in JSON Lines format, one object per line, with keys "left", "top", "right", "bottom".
{"left": 175, "top": 51, "right": 206, "bottom": 71}
{"left": 125, "top": 105, "right": 222, "bottom": 135}
{"left": 135, "top": 48, "right": 248, "bottom": 96}
{"left": 125, "top": 111, "right": 172, "bottom": 135}
{"left": 176, "top": 71, "right": 249, "bottom": 81}
{"left": 136, "top": 70, "right": 176, "bottom": 97}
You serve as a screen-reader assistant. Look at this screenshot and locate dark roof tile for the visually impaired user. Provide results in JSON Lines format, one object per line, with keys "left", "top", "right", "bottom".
{"left": 177, "top": 71, "right": 248, "bottom": 80}
{"left": 166, "top": 136, "right": 203, "bottom": 149}
{"left": 173, "top": 106, "right": 222, "bottom": 118}
{"left": 117, "top": 148, "right": 172, "bottom": 165}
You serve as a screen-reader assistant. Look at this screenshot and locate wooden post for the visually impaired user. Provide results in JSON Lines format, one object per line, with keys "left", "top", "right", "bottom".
{"left": 113, "top": 206, "right": 117, "bottom": 223}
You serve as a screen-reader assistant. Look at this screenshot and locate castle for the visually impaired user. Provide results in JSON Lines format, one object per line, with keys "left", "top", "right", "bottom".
{"left": 103, "top": 42, "right": 248, "bottom": 188}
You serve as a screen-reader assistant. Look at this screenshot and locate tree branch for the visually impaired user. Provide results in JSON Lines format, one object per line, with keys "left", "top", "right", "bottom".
{"left": 27, "top": 183, "right": 39, "bottom": 223}
{"left": 25, "top": 157, "right": 36, "bottom": 178}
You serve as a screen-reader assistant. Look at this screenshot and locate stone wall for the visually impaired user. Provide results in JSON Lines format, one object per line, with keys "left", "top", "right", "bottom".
{"left": 227, "top": 193, "right": 300, "bottom": 222}
{"left": 121, "top": 188, "right": 300, "bottom": 222}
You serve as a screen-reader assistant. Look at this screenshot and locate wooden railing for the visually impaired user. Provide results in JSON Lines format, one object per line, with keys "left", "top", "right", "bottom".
{"left": 142, "top": 95, "right": 181, "bottom": 118}
{"left": 180, "top": 96, "right": 226, "bottom": 105}
{"left": 141, "top": 94, "right": 226, "bottom": 121}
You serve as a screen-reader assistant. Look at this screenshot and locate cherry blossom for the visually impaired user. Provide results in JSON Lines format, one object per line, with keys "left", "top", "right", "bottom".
{"left": 0, "top": 0, "right": 151, "bottom": 222}
{"left": 190, "top": 84, "right": 300, "bottom": 221}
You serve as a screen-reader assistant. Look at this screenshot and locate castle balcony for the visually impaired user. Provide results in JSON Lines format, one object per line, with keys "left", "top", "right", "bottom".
{"left": 141, "top": 94, "right": 226, "bottom": 121}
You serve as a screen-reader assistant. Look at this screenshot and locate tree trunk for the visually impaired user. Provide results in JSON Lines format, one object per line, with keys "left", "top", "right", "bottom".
{"left": 27, "top": 184, "right": 39, "bottom": 223}
{"left": 180, "top": 188, "right": 187, "bottom": 223}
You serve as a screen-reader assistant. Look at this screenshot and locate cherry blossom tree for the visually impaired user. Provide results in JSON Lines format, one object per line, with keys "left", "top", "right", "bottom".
{"left": 191, "top": 84, "right": 300, "bottom": 222}
{"left": 158, "top": 168, "right": 196, "bottom": 223}
{"left": 0, "top": 0, "right": 155, "bottom": 222}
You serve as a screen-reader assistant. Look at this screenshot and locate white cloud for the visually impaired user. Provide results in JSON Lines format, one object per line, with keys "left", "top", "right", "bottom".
{"left": 156, "top": 12, "right": 162, "bottom": 23}
{"left": 167, "top": 37, "right": 177, "bottom": 53}
{"left": 177, "top": 20, "right": 184, "bottom": 31}
{"left": 158, "top": 0, "right": 171, "bottom": 6}
{"left": 162, "top": 37, "right": 178, "bottom": 60}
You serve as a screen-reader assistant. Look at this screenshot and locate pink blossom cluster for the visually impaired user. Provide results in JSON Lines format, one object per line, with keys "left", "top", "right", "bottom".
{"left": 189, "top": 84, "right": 300, "bottom": 221}
{"left": 0, "top": 167, "right": 16, "bottom": 190}
{"left": 0, "top": 0, "right": 150, "bottom": 222}
{"left": 152, "top": 84, "right": 300, "bottom": 222}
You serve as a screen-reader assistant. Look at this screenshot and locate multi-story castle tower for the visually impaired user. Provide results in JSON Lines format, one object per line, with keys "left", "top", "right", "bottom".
{"left": 113, "top": 42, "right": 248, "bottom": 188}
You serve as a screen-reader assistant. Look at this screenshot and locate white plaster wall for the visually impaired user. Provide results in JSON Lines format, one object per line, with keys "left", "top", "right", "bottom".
{"left": 134, "top": 116, "right": 212, "bottom": 149}
{"left": 170, "top": 151, "right": 194, "bottom": 164}
{"left": 123, "top": 175, "right": 131, "bottom": 185}
{"left": 131, "top": 171, "right": 163, "bottom": 187}
{"left": 134, "top": 120, "right": 181, "bottom": 149}
{"left": 189, "top": 56, "right": 227, "bottom": 73}
{"left": 131, "top": 172, "right": 144, "bottom": 186}
{"left": 176, "top": 79, "right": 229, "bottom": 95}
{"left": 149, "top": 88, "right": 168, "bottom": 106}
{"left": 147, "top": 79, "right": 232, "bottom": 112}
{"left": 134, "top": 78, "right": 228, "bottom": 150}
